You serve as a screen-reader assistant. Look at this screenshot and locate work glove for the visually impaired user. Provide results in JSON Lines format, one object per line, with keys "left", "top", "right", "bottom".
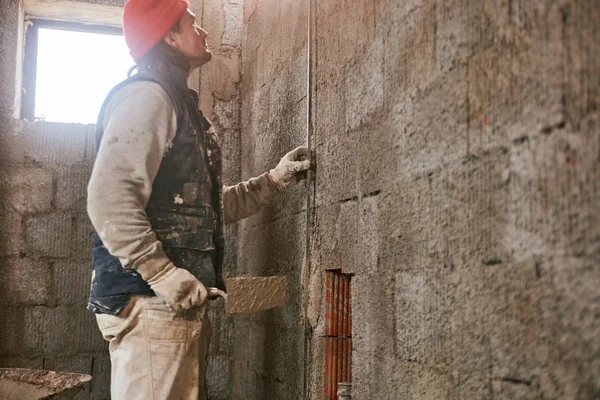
{"left": 146, "top": 263, "right": 208, "bottom": 313}
{"left": 268, "top": 146, "right": 312, "bottom": 190}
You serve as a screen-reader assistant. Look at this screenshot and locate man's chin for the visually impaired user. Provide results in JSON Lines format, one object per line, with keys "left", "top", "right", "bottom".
{"left": 192, "top": 52, "right": 213, "bottom": 69}
{"left": 200, "top": 50, "right": 213, "bottom": 64}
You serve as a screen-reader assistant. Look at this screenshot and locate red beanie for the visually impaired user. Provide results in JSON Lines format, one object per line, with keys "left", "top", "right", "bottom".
{"left": 123, "top": 0, "right": 190, "bottom": 62}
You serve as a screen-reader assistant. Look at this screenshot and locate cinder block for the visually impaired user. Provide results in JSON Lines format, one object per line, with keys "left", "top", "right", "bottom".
{"left": 207, "top": 301, "right": 233, "bottom": 353}
{"left": 231, "top": 319, "right": 266, "bottom": 399}
{"left": 71, "top": 214, "right": 94, "bottom": 259}
{"left": 345, "top": 37, "right": 384, "bottom": 131}
{"left": 56, "top": 166, "right": 92, "bottom": 211}
{"left": 451, "top": 371, "right": 494, "bottom": 399}
{"left": 25, "top": 122, "right": 87, "bottom": 166}
{"left": 22, "top": 307, "right": 47, "bottom": 353}
{"left": 43, "top": 355, "right": 93, "bottom": 374}
{"left": 222, "top": 2, "right": 243, "bottom": 46}
{"left": 0, "top": 118, "right": 27, "bottom": 165}
{"left": 238, "top": 212, "right": 306, "bottom": 274}
{"left": 394, "top": 271, "right": 426, "bottom": 362}
{"left": 0, "top": 308, "right": 27, "bottom": 355}
{"left": 89, "top": 354, "right": 111, "bottom": 400}
{"left": 54, "top": 259, "right": 92, "bottom": 306}
{"left": 243, "top": 0, "right": 258, "bottom": 23}
{"left": 77, "top": 310, "right": 106, "bottom": 353}
{"left": 24, "top": 307, "right": 104, "bottom": 354}
{"left": 219, "top": 128, "right": 241, "bottom": 186}
{"left": 214, "top": 97, "right": 241, "bottom": 131}
{"left": 0, "top": 356, "right": 44, "bottom": 369}
{"left": 25, "top": 213, "right": 72, "bottom": 258}
{"left": 433, "top": 0, "right": 476, "bottom": 73}
{"left": 336, "top": 198, "right": 381, "bottom": 275}
{"left": 84, "top": 124, "right": 96, "bottom": 162}
{"left": 312, "top": 127, "right": 360, "bottom": 207}
{"left": 351, "top": 273, "right": 400, "bottom": 392}
{"left": 0, "top": 207, "right": 25, "bottom": 256}
{"left": 492, "top": 378, "right": 538, "bottom": 400}
{"left": 0, "top": 258, "right": 51, "bottom": 306}
{"left": 206, "top": 355, "right": 232, "bottom": 400}
{"left": 258, "top": 324, "right": 303, "bottom": 394}
{"left": 0, "top": 166, "right": 54, "bottom": 214}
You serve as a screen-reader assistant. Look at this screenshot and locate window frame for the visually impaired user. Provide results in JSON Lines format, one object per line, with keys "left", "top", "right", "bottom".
{"left": 21, "top": 19, "right": 123, "bottom": 121}
{"left": 14, "top": 0, "right": 123, "bottom": 120}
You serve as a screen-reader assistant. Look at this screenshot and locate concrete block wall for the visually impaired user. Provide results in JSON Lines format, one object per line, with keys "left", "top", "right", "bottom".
{"left": 197, "top": 0, "right": 244, "bottom": 398}
{"left": 0, "top": 119, "right": 108, "bottom": 400}
{"left": 0, "top": 0, "right": 597, "bottom": 399}
{"left": 236, "top": 0, "right": 600, "bottom": 399}
{"left": 234, "top": 0, "right": 310, "bottom": 398}
{"left": 0, "top": 0, "right": 241, "bottom": 398}
{"left": 0, "top": 2, "right": 114, "bottom": 398}
{"left": 0, "top": 0, "right": 242, "bottom": 398}
{"left": 306, "top": 0, "right": 600, "bottom": 399}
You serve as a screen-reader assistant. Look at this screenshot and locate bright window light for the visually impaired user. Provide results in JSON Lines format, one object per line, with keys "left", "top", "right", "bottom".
{"left": 34, "top": 28, "right": 132, "bottom": 124}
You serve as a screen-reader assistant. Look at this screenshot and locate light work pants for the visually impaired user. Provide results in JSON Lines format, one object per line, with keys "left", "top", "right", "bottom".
{"left": 95, "top": 296, "right": 210, "bottom": 400}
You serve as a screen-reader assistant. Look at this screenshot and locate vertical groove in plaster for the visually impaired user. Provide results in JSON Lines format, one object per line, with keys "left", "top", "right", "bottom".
{"left": 302, "top": 0, "right": 316, "bottom": 397}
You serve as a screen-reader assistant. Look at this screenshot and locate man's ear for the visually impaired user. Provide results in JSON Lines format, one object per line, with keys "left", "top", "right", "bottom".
{"left": 164, "top": 30, "right": 178, "bottom": 47}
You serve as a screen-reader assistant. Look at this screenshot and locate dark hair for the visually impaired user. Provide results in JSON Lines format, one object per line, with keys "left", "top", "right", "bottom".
{"left": 128, "top": 19, "right": 190, "bottom": 77}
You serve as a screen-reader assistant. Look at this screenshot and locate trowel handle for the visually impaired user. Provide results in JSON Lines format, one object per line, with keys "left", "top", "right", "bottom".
{"left": 207, "top": 287, "right": 227, "bottom": 299}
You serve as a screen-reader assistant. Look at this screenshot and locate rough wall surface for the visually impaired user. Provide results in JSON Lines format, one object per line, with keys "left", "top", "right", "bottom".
{"left": 236, "top": 0, "right": 600, "bottom": 399}
{"left": 0, "top": 0, "right": 241, "bottom": 398}
{"left": 235, "top": 0, "right": 309, "bottom": 398}
{"left": 0, "top": 118, "right": 108, "bottom": 400}
{"left": 306, "top": 0, "right": 599, "bottom": 399}
{"left": 0, "top": 1, "right": 110, "bottom": 398}
{"left": 197, "top": 0, "right": 244, "bottom": 398}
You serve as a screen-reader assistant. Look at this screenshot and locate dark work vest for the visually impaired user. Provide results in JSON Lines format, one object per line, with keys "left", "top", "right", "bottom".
{"left": 87, "top": 66, "right": 225, "bottom": 315}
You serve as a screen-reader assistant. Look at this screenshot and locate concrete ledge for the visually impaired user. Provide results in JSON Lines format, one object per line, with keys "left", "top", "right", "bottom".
{"left": 24, "top": 0, "right": 123, "bottom": 27}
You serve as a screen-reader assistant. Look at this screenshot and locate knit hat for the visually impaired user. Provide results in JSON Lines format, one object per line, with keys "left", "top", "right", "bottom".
{"left": 123, "top": 0, "right": 190, "bottom": 62}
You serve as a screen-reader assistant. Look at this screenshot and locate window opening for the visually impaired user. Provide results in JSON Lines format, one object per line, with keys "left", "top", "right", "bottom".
{"left": 22, "top": 19, "right": 132, "bottom": 124}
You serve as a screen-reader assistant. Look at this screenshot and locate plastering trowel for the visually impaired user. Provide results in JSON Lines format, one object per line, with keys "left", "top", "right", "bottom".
{"left": 207, "top": 276, "right": 287, "bottom": 314}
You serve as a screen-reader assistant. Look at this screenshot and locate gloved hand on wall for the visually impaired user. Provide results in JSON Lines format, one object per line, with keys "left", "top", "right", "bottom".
{"left": 268, "top": 146, "right": 312, "bottom": 190}
{"left": 146, "top": 263, "right": 208, "bottom": 313}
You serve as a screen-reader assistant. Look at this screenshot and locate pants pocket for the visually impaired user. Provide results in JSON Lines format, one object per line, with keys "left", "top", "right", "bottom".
{"left": 143, "top": 297, "right": 203, "bottom": 342}
{"left": 95, "top": 313, "right": 125, "bottom": 338}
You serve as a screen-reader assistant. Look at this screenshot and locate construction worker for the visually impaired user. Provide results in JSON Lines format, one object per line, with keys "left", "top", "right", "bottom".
{"left": 86, "top": 0, "right": 312, "bottom": 398}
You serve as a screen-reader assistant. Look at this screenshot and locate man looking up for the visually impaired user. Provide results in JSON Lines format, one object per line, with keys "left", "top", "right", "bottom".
{"left": 86, "top": 1, "right": 312, "bottom": 398}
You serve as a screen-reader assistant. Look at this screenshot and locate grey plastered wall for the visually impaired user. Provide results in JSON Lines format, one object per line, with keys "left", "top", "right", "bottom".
{"left": 233, "top": 0, "right": 310, "bottom": 398}
{"left": 308, "top": 0, "right": 599, "bottom": 399}
{"left": 196, "top": 0, "right": 244, "bottom": 398}
{"left": 236, "top": 1, "right": 600, "bottom": 400}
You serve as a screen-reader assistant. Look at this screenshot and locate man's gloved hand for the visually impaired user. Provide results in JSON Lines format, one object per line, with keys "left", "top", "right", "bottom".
{"left": 268, "top": 146, "right": 312, "bottom": 190}
{"left": 146, "top": 263, "right": 208, "bottom": 313}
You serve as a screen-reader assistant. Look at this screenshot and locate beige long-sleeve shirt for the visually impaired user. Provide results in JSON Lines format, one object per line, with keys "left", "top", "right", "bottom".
{"left": 87, "top": 81, "right": 279, "bottom": 280}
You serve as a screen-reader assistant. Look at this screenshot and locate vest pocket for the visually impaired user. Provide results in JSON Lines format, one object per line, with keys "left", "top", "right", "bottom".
{"left": 150, "top": 208, "right": 216, "bottom": 251}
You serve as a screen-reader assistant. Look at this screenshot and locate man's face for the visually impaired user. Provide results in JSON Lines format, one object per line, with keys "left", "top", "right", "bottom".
{"left": 166, "top": 10, "right": 213, "bottom": 69}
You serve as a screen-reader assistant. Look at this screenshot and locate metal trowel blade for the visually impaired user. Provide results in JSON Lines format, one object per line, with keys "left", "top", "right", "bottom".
{"left": 223, "top": 276, "right": 287, "bottom": 314}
